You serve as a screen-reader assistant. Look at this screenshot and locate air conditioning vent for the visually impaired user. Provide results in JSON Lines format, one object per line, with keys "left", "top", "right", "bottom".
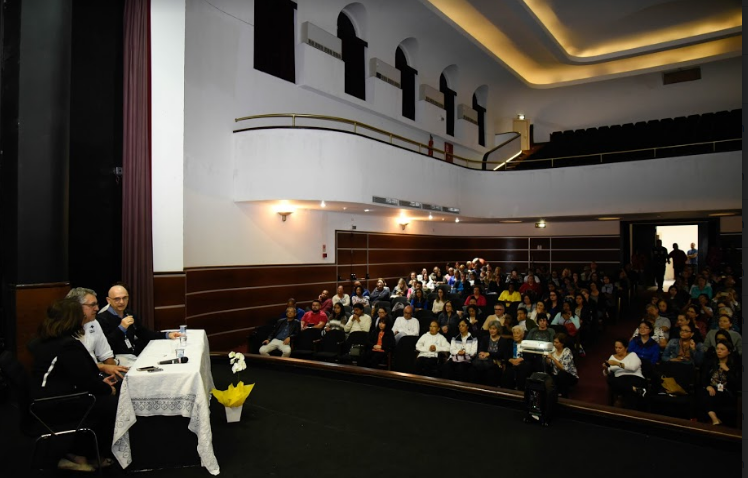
{"left": 457, "top": 104, "right": 479, "bottom": 125}
{"left": 370, "top": 58, "right": 401, "bottom": 88}
{"left": 419, "top": 84, "right": 444, "bottom": 109}
{"left": 301, "top": 22, "right": 342, "bottom": 60}
{"left": 663, "top": 67, "right": 701, "bottom": 85}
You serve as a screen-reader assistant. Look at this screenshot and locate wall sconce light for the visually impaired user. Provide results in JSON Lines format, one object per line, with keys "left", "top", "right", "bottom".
{"left": 517, "top": 114, "right": 525, "bottom": 120}
{"left": 278, "top": 210, "right": 294, "bottom": 222}
{"left": 398, "top": 220, "right": 409, "bottom": 231}
{"left": 535, "top": 220, "right": 546, "bottom": 228}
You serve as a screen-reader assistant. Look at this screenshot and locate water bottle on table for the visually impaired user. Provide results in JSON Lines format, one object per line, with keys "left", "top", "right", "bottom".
{"left": 179, "top": 324, "right": 187, "bottom": 346}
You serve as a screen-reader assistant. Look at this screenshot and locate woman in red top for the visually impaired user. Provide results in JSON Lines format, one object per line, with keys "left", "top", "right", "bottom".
{"left": 464, "top": 286, "right": 486, "bottom": 307}
{"left": 363, "top": 317, "right": 395, "bottom": 368}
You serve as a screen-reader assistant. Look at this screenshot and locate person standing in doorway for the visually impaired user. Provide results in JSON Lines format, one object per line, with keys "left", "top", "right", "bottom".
{"left": 651, "top": 239, "right": 669, "bottom": 292}
{"left": 668, "top": 243, "right": 688, "bottom": 280}
{"left": 687, "top": 242, "right": 698, "bottom": 273}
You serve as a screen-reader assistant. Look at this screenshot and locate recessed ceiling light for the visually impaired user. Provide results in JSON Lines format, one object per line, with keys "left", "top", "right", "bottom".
{"left": 343, "top": 207, "right": 347, "bottom": 210}
{"left": 320, "top": 201, "right": 326, "bottom": 207}
{"left": 708, "top": 212, "right": 736, "bottom": 217}
{"left": 500, "top": 220, "right": 522, "bottom": 223}
{"left": 455, "top": 218, "right": 460, "bottom": 223}
{"left": 535, "top": 221, "right": 546, "bottom": 228}
{"left": 364, "top": 209, "right": 370, "bottom": 212}
{"left": 428, "top": 213, "right": 433, "bottom": 220}
{"left": 597, "top": 217, "right": 620, "bottom": 221}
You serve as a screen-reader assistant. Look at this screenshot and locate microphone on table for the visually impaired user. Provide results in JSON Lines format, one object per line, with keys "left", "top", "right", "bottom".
{"left": 158, "top": 357, "right": 189, "bottom": 365}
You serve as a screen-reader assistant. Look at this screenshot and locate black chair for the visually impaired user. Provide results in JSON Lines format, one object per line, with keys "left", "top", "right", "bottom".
{"left": 338, "top": 331, "right": 370, "bottom": 365}
{"left": 312, "top": 330, "right": 346, "bottom": 362}
{"left": 290, "top": 328, "right": 322, "bottom": 359}
{"left": 0, "top": 351, "right": 103, "bottom": 475}
{"left": 248, "top": 322, "right": 276, "bottom": 355}
{"left": 649, "top": 361, "right": 697, "bottom": 419}
{"left": 391, "top": 336, "right": 419, "bottom": 373}
{"left": 390, "top": 296, "right": 409, "bottom": 308}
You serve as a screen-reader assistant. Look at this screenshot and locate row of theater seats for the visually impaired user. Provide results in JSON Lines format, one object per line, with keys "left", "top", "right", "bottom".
{"left": 517, "top": 109, "right": 742, "bottom": 170}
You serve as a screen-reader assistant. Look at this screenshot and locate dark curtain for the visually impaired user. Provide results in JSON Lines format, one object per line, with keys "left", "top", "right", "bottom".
{"left": 122, "top": 0, "right": 154, "bottom": 328}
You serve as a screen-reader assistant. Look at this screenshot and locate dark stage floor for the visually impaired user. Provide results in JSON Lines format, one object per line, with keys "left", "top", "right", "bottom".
{"left": 1, "top": 360, "right": 740, "bottom": 478}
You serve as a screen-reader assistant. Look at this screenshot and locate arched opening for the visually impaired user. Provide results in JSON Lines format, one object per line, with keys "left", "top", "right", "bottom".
{"left": 395, "top": 46, "right": 417, "bottom": 121}
{"left": 440, "top": 73, "right": 456, "bottom": 137}
{"left": 337, "top": 12, "right": 367, "bottom": 101}
{"left": 473, "top": 87, "right": 488, "bottom": 147}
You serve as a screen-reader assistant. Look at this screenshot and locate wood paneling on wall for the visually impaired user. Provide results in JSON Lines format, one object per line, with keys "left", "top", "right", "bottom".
{"left": 182, "top": 264, "right": 336, "bottom": 352}
{"left": 14, "top": 283, "right": 70, "bottom": 369}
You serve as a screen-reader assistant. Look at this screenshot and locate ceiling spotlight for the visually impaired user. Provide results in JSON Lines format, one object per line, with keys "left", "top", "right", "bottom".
{"left": 428, "top": 213, "right": 433, "bottom": 220}
{"left": 320, "top": 201, "right": 326, "bottom": 208}
{"left": 343, "top": 207, "right": 347, "bottom": 210}
{"left": 517, "top": 114, "right": 525, "bottom": 120}
{"left": 455, "top": 218, "right": 460, "bottom": 223}
{"left": 364, "top": 209, "right": 370, "bottom": 212}
{"left": 535, "top": 221, "right": 546, "bottom": 228}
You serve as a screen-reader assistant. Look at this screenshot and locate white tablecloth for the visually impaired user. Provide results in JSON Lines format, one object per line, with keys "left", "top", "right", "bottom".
{"left": 112, "top": 329, "right": 220, "bottom": 475}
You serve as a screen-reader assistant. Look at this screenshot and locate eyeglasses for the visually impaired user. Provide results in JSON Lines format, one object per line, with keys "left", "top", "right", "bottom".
{"left": 680, "top": 329, "right": 692, "bottom": 333}
{"left": 82, "top": 302, "right": 99, "bottom": 308}
{"left": 109, "top": 296, "right": 129, "bottom": 302}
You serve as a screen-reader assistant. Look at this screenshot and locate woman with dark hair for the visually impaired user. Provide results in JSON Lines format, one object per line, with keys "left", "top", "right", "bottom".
{"left": 703, "top": 315, "right": 742, "bottom": 355}
{"left": 410, "top": 287, "right": 429, "bottom": 312}
{"left": 684, "top": 304, "right": 708, "bottom": 339}
{"left": 627, "top": 320, "right": 660, "bottom": 373}
{"left": 471, "top": 323, "right": 503, "bottom": 385}
{"left": 545, "top": 290, "right": 562, "bottom": 319}
{"left": 545, "top": 332, "right": 578, "bottom": 398}
{"left": 697, "top": 341, "right": 740, "bottom": 425}
{"left": 518, "top": 294, "right": 535, "bottom": 316}
{"left": 603, "top": 338, "right": 647, "bottom": 408}
{"left": 325, "top": 302, "right": 348, "bottom": 333}
{"left": 363, "top": 316, "right": 395, "bottom": 368}
{"left": 443, "top": 318, "right": 478, "bottom": 381}
{"left": 465, "top": 305, "right": 482, "bottom": 338}
{"left": 438, "top": 301, "right": 460, "bottom": 340}
{"left": 351, "top": 285, "right": 370, "bottom": 307}
{"left": 431, "top": 287, "right": 447, "bottom": 315}
{"left": 28, "top": 298, "right": 118, "bottom": 471}
{"left": 574, "top": 293, "right": 595, "bottom": 346}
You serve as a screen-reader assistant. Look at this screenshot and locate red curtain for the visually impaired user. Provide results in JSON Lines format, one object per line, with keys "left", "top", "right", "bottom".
{"left": 122, "top": 0, "right": 154, "bottom": 328}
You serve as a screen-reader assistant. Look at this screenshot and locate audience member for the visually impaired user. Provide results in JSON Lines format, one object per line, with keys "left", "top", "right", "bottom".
{"left": 500, "top": 326, "right": 530, "bottom": 390}
{"left": 545, "top": 332, "right": 578, "bottom": 398}
{"left": 344, "top": 303, "right": 372, "bottom": 334}
{"left": 662, "top": 324, "right": 704, "bottom": 366}
{"left": 331, "top": 285, "right": 351, "bottom": 308}
{"left": 438, "top": 301, "right": 460, "bottom": 340}
{"left": 697, "top": 341, "right": 740, "bottom": 425}
{"left": 351, "top": 285, "right": 370, "bottom": 307}
{"left": 431, "top": 287, "right": 447, "bottom": 314}
{"left": 318, "top": 290, "right": 333, "bottom": 316}
{"left": 627, "top": 320, "right": 660, "bottom": 367}
{"left": 363, "top": 317, "right": 395, "bottom": 368}
{"left": 471, "top": 323, "right": 503, "bottom": 385}
{"left": 260, "top": 307, "right": 300, "bottom": 357}
{"left": 498, "top": 283, "right": 521, "bottom": 307}
{"left": 301, "top": 299, "right": 328, "bottom": 330}
{"left": 443, "top": 318, "right": 478, "bottom": 381}
{"left": 603, "top": 338, "right": 647, "bottom": 408}
{"left": 369, "top": 279, "right": 391, "bottom": 305}
{"left": 391, "top": 306, "right": 420, "bottom": 343}
{"left": 414, "top": 320, "right": 450, "bottom": 376}
{"left": 326, "top": 302, "right": 349, "bottom": 333}
{"left": 703, "top": 315, "right": 742, "bottom": 354}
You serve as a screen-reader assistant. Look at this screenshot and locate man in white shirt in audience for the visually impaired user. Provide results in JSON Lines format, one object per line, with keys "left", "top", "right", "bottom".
{"left": 414, "top": 320, "right": 450, "bottom": 376}
{"left": 391, "top": 306, "right": 420, "bottom": 343}
{"left": 344, "top": 303, "right": 371, "bottom": 334}
{"left": 482, "top": 304, "right": 507, "bottom": 331}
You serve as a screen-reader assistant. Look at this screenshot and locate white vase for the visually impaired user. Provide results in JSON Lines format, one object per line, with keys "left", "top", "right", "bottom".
{"left": 225, "top": 405, "right": 243, "bottom": 423}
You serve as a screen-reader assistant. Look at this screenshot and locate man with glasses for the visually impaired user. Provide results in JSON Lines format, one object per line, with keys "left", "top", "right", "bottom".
{"left": 481, "top": 303, "right": 507, "bottom": 331}
{"left": 65, "top": 287, "right": 129, "bottom": 378}
{"left": 97, "top": 283, "right": 181, "bottom": 357}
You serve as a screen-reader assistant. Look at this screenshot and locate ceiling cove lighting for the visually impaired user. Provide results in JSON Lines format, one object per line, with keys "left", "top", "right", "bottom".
{"left": 500, "top": 220, "right": 522, "bottom": 223}
{"left": 535, "top": 220, "right": 546, "bottom": 228}
{"left": 597, "top": 217, "right": 621, "bottom": 221}
{"left": 708, "top": 212, "right": 736, "bottom": 217}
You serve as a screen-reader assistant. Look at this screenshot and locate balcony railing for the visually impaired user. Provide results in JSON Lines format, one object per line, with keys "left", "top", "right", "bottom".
{"left": 234, "top": 113, "right": 520, "bottom": 170}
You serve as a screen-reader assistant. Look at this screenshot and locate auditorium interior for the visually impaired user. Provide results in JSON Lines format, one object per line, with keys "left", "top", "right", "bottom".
{"left": 0, "top": 0, "right": 742, "bottom": 476}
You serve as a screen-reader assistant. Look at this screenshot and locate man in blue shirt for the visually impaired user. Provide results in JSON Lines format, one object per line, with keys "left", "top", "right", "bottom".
{"left": 260, "top": 307, "right": 301, "bottom": 357}
{"left": 686, "top": 242, "right": 698, "bottom": 273}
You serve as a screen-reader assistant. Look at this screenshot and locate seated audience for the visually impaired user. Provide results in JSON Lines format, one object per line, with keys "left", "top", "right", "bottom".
{"left": 662, "top": 324, "right": 705, "bottom": 365}
{"left": 391, "top": 306, "right": 420, "bottom": 343}
{"left": 471, "top": 323, "right": 504, "bottom": 385}
{"left": 351, "top": 285, "right": 370, "bottom": 307}
{"left": 464, "top": 286, "right": 487, "bottom": 306}
{"left": 392, "top": 278, "right": 409, "bottom": 297}
{"left": 369, "top": 279, "right": 391, "bottom": 305}
{"left": 515, "top": 308, "right": 537, "bottom": 333}
{"left": 260, "top": 307, "right": 300, "bottom": 357}
{"left": 438, "top": 301, "right": 460, "bottom": 340}
{"left": 301, "top": 299, "right": 328, "bottom": 330}
{"left": 545, "top": 332, "right": 578, "bottom": 398}
{"left": 318, "top": 290, "right": 333, "bottom": 316}
{"left": 410, "top": 288, "right": 429, "bottom": 312}
{"left": 603, "top": 338, "right": 647, "bottom": 408}
{"left": 703, "top": 315, "right": 742, "bottom": 355}
{"left": 464, "top": 305, "right": 482, "bottom": 338}
{"left": 344, "top": 303, "right": 372, "bottom": 334}
{"left": 363, "top": 317, "right": 395, "bottom": 368}
{"left": 525, "top": 314, "right": 554, "bottom": 343}
{"left": 282, "top": 298, "right": 305, "bottom": 320}
{"left": 431, "top": 287, "right": 447, "bottom": 314}
{"left": 325, "top": 302, "right": 349, "bottom": 333}
{"left": 331, "top": 285, "right": 351, "bottom": 308}
{"left": 551, "top": 301, "right": 580, "bottom": 338}
{"left": 500, "top": 326, "right": 530, "bottom": 390}
{"left": 482, "top": 304, "right": 507, "bottom": 331}
{"left": 697, "top": 341, "right": 740, "bottom": 425}
{"left": 519, "top": 275, "right": 541, "bottom": 297}
{"left": 443, "top": 318, "right": 478, "bottom": 381}
{"left": 498, "top": 283, "right": 521, "bottom": 307}
{"left": 414, "top": 320, "right": 451, "bottom": 377}
{"left": 627, "top": 320, "right": 660, "bottom": 366}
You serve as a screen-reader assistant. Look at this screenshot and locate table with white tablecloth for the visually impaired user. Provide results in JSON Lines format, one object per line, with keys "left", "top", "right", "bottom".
{"left": 112, "top": 329, "right": 220, "bottom": 475}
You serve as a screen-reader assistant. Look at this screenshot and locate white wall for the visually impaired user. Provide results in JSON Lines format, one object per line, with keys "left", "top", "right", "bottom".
{"left": 151, "top": 0, "right": 186, "bottom": 272}
{"left": 166, "top": 0, "right": 743, "bottom": 271}
{"left": 234, "top": 128, "right": 742, "bottom": 219}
